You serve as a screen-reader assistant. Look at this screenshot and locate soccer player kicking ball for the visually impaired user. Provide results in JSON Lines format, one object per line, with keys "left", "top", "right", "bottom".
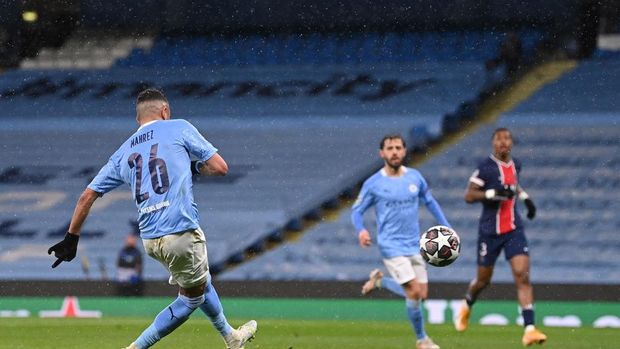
{"left": 352, "top": 135, "right": 452, "bottom": 349}
{"left": 454, "top": 127, "right": 547, "bottom": 346}
{"left": 48, "top": 89, "right": 257, "bottom": 349}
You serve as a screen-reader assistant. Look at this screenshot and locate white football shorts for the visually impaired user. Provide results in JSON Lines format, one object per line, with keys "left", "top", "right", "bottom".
{"left": 383, "top": 254, "right": 428, "bottom": 285}
{"left": 142, "top": 228, "right": 209, "bottom": 289}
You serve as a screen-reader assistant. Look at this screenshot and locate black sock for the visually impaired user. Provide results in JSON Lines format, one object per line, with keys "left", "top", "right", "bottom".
{"left": 522, "top": 308, "right": 535, "bottom": 327}
{"left": 465, "top": 293, "right": 476, "bottom": 307}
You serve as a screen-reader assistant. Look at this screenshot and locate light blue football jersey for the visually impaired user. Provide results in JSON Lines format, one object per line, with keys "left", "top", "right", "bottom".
{"left": 88, "top": 119, "right": 217, "bottom": 239}
{"left": 351, "top": 167, "right": 450, "bottom": 258}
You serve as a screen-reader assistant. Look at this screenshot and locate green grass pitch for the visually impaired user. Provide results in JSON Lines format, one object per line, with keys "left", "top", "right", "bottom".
{"left": 1, "top": 317, "right": 617, "bottom": 349}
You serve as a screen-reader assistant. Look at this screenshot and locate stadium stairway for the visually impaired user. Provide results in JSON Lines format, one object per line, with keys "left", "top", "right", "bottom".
{"left": 20, "top": 30, "right": 153, "bottom": 70}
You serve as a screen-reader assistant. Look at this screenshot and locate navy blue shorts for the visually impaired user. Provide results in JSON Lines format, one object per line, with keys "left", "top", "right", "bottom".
{"left": 477, "top": 229, "right": 529, "bottom": 266}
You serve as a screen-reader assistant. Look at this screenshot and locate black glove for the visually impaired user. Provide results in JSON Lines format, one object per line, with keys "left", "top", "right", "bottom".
{"left": 190, "top": 161, "right": 202, "bottom": 175}
{"left": 48, "top": 232, "right": 79, "bottom": 268}
{"left": 524, "top": 198, "right": 536, "bottom": 220}
{"left": 496, "top": 185, "right": 516, "bottom": 198}
{"left": 485, "top": 185, "right": 515, "bottom": 200}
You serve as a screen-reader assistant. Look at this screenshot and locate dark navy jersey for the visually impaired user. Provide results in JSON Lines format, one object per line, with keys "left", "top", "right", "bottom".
{"left": 469, "top": 155, "right": 523, "bottom": 236}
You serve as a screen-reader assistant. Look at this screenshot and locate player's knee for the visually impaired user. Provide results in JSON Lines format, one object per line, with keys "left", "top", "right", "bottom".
{"left": 476, "top": 277, "right": 491, "bottom": 289}
{"left": 514, "top": 270, "right": 530, "bottom": 285}
{"left": 419, "top": 290, "right": 428, "bottom": 300}
{"left": 406, "top": 292, "right": 424, "bottom": 300}
{"left": 180, "top": 294, "right": 205, "bottom": 310}
{"left": 404, "top": 288, "right": 422, "bottom": 300}
{"left": 181, "top": 281, "right": 207, "bottom": 298}
{"left": 418, "top": 286, "right": 429, "bottom": 299}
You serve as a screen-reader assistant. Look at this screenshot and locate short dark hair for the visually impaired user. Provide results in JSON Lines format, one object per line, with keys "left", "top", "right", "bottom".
{"left": 380, "top": 134, "right": 406, "bottom": 149}
{"left": 492, "top": 127, "right": 511, "bottom": 139}
{"left": 136, "top": 88, "right": 168, "bottom": 105}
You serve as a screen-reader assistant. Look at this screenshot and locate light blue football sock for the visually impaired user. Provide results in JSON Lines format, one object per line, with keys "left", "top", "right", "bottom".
{"left": 406, "top": 299, "right": 427, "bottom": 340}
{"left": 135, "top": 294, "right": 203, "bottom": 348}
{"left": 380, "top": 277, "right": 407, "bottom": 298}
{"left": 199, "top": 282, "right": 234, "bottom": 337}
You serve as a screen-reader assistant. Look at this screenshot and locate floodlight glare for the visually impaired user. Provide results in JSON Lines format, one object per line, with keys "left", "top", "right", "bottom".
{"left": 22, "top": 11, "right": 38, "bottom": 22}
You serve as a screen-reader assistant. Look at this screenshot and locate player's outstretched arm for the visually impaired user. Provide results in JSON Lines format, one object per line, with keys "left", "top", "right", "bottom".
{"left": 48, "top": 188, "right": 99, "bottom": 268}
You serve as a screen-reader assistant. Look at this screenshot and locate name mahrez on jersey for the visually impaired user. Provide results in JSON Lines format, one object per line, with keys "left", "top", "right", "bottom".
{"left": 130, "top": 130, "right": 155, "bottom": 147}
{"left": 139, "top": 200, "right": 170, "bottom": 214}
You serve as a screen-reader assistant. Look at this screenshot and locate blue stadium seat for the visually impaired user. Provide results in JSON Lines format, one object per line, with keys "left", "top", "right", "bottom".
{"left": 114, "top": 30, "right": 543, "bottom": 68}
{"left": 0, "top": 55, "right": 489, "bottom": 280}
{"left": 116, "top": 31, "right": 541, "bottom": 67}
{"left": 219, "top": 60, "right": 620, "bottom": 284}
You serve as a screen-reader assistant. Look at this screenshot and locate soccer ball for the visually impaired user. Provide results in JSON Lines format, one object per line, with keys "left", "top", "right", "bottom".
{"left": 419, "top": 225, "right": 460, "bottom": 267}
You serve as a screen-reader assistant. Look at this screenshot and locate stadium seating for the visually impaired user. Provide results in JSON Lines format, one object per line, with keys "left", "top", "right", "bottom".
{"left": 116, "top": 31, "right": 542, "bottom": 68}
{"left": 219, "top": 60, "right": 620, "bottom": 284}
{"left": 0, "top": 63, "right": 485, "bottom": 120}
{"left": 0, "top": 48, "right": 488, "bottom": 280}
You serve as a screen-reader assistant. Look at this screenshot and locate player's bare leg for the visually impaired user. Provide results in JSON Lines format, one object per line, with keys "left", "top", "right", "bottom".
{"left": 510, "top": 255, "right": 533, "bottom": 309}
{"left": 511, "top": 255, "right": 546, "bottom": 346}
{"left": 180, "top": 283, "right": 207, "bottom": 297}
{"left": 455, "top": 265, "right": 493, "bottom": 332}
{"left": 361, "top": 269, "right": 384, "bottom": 295}
{"left": 403, "top": 279, "right": 428, "bottom": 300}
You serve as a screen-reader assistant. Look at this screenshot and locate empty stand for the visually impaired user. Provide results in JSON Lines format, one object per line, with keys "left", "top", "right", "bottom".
{"left": 0, "top": 63, "right": 484, "bottom": 120}
{"left": 0, "top": 31, "right": 513, "bottom": 281}
{"left": 219, "top": 60, "right": 620, "bottom": 284}
{"left": 0, "top": 109, "right": 454, "bottom": 280}
{"left": 116, "top": 31, "right": 542, "bottom": 68}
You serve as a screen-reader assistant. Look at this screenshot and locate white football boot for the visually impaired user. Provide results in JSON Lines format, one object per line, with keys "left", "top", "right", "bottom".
{"left": 361, "top": 268, "right": 383, "bottom": 295}
{"left": 224, "top": 320, "right": 258, "bottom": 349}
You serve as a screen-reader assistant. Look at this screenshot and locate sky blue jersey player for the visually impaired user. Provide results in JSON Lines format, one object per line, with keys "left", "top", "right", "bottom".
{"left": 351, "top": 135, "right": 451, "bottom": 349}
{"left": 47, "top": 89, "right": 256, "bottom": 349}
